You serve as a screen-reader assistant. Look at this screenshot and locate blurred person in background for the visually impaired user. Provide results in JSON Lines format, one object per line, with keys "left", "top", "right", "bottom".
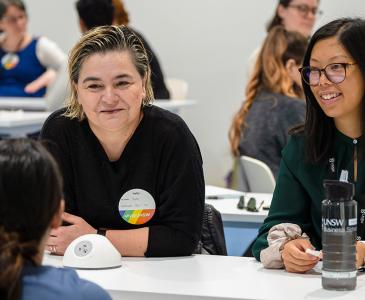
{"left": 228, "top": 26, "right": 308, "bottom": 188}
{"left": 248, "top": 0, "right": 320, "bottom": 73}
{"left": 267, "top": 0, "right": 321, "bottom": 38}
{"left": 0, "top": 0, "right": 66, "bottom": 97}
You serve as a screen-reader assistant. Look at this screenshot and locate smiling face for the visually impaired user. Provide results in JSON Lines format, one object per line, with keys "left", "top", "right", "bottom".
{"left": 0, "top": 4, "right": 27, "bottom": 37}
{"left": 278, "top": 0, "right": 318, "bottom": 38}
{"left": 309, "top": 36, "right": 364, "bottom": 129}
{"left": 75, "top": 50, "right": 146, "bottom": 134}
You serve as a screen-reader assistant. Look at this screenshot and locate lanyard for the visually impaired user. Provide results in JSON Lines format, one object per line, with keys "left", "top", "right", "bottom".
{"left": 326, "top": 155, "right": 365, "bottom": 240}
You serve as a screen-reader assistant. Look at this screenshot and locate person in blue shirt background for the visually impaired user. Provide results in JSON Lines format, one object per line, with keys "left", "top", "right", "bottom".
{"left": 0, "top": 139, "right": 111, "bottom": 300}
{"left": 0, "top": 0, "right": 66, "bottom": 97}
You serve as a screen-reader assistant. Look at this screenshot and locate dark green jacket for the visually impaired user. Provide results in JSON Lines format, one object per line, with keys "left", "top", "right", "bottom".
{"left": 252, "top": 130, "right": 365, "bottom": 261}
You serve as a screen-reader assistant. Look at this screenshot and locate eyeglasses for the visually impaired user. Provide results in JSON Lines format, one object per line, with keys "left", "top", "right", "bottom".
{"left": 288, "top": 4, "right": 323, "bottom": 17}
{"left": 236, "top": 196, "right": 264, "bottom": 212}
{"left": 2, "top": 13, "right": 26, "bottom": 24}
{"left": 299, "top": 63, "right": 357, "bottom": 86}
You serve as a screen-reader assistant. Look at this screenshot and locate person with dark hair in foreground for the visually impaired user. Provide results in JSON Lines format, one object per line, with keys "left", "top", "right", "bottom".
{"left": 253, "top": 18, "right": 365, "bottom": 273}
{"left": 0, "top": 139, "right": 110, "bottom": 300}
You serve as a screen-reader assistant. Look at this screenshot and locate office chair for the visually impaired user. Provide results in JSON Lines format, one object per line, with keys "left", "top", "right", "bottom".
{"left": 239, "top": 155, "right": 276, "bottom": 193}
{"left": 194, "top": 203, "right": 227, "bottom": 256}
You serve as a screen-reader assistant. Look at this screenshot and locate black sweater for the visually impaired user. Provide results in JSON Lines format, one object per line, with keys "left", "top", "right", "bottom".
{"left": 40, "top": 105, "right": 204, "bottom": 257}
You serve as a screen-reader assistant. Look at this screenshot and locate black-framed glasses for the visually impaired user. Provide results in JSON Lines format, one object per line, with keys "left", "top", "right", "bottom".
{"left": 299, "top": 63, "right": 357, "bottom": 86}
{"left": 288, "top": 4, "right": 323, "bottom": 17}
{"left": 2, "top": 13, "right": 27, "bottom": 24}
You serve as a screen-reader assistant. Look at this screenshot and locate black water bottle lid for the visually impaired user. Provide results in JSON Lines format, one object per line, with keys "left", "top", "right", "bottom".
{"left": 323, "top": 180, "right": 354, "bottom": 201}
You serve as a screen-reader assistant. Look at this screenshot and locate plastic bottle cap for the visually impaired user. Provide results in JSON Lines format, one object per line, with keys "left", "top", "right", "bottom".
{"left": 323, "top": 180, "right": 354, "bottom": 201}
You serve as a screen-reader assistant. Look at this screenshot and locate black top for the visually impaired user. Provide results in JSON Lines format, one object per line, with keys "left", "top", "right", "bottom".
{"left": 40, "top": 105, "right": 204, "bottom": 257}
{"left": 134, "top": 29, "right": 170, "bottom": 100}
{"left": 239, "top": 91, "right": 305, "bottom": 178}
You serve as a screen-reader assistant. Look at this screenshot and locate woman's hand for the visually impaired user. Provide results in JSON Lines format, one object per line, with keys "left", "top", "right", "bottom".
{"left": 46, "top": 212, "right": 96, "bottom": 255}
{"left": 281, "top": 238, "right": 320, "bottom": 273}
{"left": 24, "top": 69, "right": 57, "bottom": 93}
{"left": 356, "top": 241, "right": 365, "bottom": 268}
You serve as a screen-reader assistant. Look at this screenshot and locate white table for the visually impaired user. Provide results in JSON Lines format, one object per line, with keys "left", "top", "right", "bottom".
{"left": 0, "top": 98, "right": 196, "bottom": 112}
{"left": 0, "top": 111, "right": 50, "bottom": 137}
{"left": 43, "top": 253, "right": 365, "bottom": 300}
{"left": 154, "top": 99, "right": 196, "bottom": 113}
{"left": 205, "top": 185, "right": 271, "bottom": 223}
{"left": 0, "top": 100, "right": 196, "bottom": 137}
{"left": 205, "top": 185, "right": 272, "bottom": 256}
{"left": 0, "top": 97, "right": 45, "bottom": 110}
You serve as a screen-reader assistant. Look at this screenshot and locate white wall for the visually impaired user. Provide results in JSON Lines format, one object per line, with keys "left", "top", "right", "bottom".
{"left": 26, "top": 0, "right": 365, "bottom": 186}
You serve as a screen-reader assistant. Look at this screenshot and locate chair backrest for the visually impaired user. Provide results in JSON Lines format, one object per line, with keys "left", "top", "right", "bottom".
{"left": 194, "top": 203, "right": 227, "bottom": 255}
{"left": 240, "top": 155, "right": 276, "bottom": 193}
{"left": 165, "top": 78, "right": 188, "bottom": 100}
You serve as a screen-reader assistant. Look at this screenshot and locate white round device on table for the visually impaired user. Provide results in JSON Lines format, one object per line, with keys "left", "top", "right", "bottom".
{"left": 63, "top": 234, "right": 122, "bottom": 269}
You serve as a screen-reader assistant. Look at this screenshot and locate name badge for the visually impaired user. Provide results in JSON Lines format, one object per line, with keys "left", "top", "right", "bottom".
{"left": 118, "top": 189, "right": 156, "bottom": 225}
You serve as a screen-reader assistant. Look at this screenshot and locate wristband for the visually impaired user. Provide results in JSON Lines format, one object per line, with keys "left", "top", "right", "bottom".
{"left": 97, "top": 228, "right": 107, "bottom": 236}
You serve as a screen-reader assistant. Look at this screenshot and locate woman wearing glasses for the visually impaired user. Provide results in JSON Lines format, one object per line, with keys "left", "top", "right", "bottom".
{"left": 247, "top": 0, "right": 320, "bottom": 91}
{"left": 267, "top": 0, "right": 321, "bottom": 38}
{"left": 0, "top": 0, "right": 66, "bottom": 97}
{"left": 252, "top": 18, "right": 365, "bottom": 273}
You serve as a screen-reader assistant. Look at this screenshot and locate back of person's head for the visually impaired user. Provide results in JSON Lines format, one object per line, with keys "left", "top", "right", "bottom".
{"left": 76, "top": 0, "right": 114, "bottom": 31}
{"left": 65, "top": 25, "right": 154, "bottom": 120}
{"left": 0, "top": 0, "right": 26, "bottom": 18}
{"left": 257, "top": 26, "right": 307, "bottom": 97}
{"left": 229, "top": 26, "right": 308, "bottom": 156}
{"left": 112, "top": 0, "right": 129, "bottom": 25}
{"left": 298, "top": 17, "right": 365, "bottom": 163}
{"left": 0, "top": 139, "right": 63, "bottom": 300}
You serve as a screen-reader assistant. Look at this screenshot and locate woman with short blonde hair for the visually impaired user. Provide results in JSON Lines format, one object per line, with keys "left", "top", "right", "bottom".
{"left": 40, "top": 25, "right": 204, "bottom": 258}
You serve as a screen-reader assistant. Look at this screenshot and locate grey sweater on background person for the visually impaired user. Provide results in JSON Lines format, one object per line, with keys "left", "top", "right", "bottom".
{"left": 238, "top": 90, "right": 306, "bottom": 178}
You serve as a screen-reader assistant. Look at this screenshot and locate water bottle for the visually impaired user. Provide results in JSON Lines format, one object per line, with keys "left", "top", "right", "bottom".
{"left": 322, "top": 180, "right": 357, "bottom": 290}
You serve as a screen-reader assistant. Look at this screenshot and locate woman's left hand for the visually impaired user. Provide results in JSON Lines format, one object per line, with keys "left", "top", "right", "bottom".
{"left": 356, "top": 241, "right": 365, "bottom": 268}
{"left": 46, "top": 212, "right": 96, "bottom": 255}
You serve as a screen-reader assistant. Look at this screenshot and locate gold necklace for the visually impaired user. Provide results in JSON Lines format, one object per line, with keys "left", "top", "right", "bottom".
{"left": 1, "top": 35, "right": 25, "bottom": 70}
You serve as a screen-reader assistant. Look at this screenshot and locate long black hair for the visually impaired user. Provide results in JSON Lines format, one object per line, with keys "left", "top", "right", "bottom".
{"left": 293, "top": 18, "right": 365, "bottom": 163}
{"left": 0, "top": 139, "right": 63, "bottom": 300}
